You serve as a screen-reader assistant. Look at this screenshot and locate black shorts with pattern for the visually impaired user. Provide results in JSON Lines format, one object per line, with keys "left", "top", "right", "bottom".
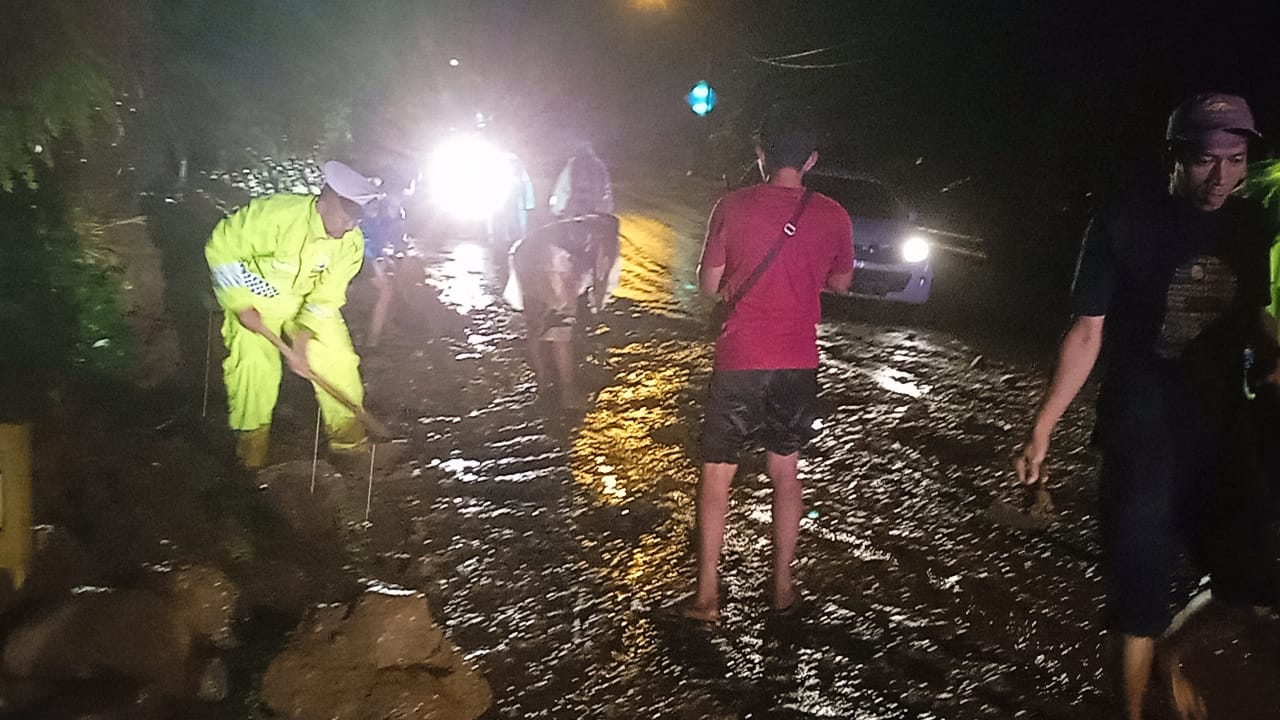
{"left": 700, "top": 369, "right": 820, "bottom": 464}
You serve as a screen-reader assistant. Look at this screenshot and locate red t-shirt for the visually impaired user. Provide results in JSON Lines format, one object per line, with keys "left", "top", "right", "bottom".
{"left": 701, "top": 184, "right": 854, "bottom": 370}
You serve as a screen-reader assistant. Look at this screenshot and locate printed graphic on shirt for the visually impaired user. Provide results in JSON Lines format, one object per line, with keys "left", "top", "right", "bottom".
{"left": 1153, "top": 254, "right": 1238, "bottom": 359}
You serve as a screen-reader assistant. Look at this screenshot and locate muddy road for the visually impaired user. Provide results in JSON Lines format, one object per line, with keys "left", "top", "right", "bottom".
{"left": 250, "top": 172, "right": 1274, "bottom": 719}
{"left": 295, "top": 172, "right": 1110, "bottom": 720}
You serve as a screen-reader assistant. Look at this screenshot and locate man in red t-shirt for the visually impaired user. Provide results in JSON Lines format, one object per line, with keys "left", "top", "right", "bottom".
{"left": 682, "top": 111, "right": 854, "bottom": 622}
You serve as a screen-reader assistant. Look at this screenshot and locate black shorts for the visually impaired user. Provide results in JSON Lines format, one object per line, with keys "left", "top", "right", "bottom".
{"left": 1099, "top": 398, "right": 1280, "bottom": 637}
{"left": 700, "top": 369, "right": 819, "bottom": 464}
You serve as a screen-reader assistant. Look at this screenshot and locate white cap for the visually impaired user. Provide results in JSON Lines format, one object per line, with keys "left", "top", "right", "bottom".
{"left": 322, "top": 161, "right": 384, "bottom": 205}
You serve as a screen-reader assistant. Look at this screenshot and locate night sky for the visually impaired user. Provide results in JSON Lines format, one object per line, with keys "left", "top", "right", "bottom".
{"left": 353, "top": 0, "right": 1278, "bottom": 232}
{"left": 15, "top": 0, "right": 1280, "bottom": 241}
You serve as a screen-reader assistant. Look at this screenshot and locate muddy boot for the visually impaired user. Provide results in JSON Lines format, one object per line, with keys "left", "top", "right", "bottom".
{"left": 329, "top": 432, "right": 406, "bottom": 475}
{"left": 329, "top": 441, "right": 407, "bottom": 475}
{"left": 329, "top": 436, "right": 367, "bottom": 474}
{"left": 235, "top": 426, "right": 271, "bottom": 470}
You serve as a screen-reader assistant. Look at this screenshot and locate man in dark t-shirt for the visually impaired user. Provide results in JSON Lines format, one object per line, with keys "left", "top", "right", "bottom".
{"left": 679, "top": 110, "right": 854, "bottom": 623}
{"left": 1015, "top": 94, "right": 1280, "bottom": 720}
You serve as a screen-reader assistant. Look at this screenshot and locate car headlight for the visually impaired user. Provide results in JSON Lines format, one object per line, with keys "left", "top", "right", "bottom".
{"left": 427, "top": 134, "right": 513, "bottom": 222}
{"left": 901, "top": 235, "right": 930, "bottom": 263}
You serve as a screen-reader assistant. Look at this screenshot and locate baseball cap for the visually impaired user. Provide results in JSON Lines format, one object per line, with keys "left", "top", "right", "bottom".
{"left": 1166, "top": 93, "right": 1262, "bottom": 144}
{"left": 322, "top": 161, "right": 384, "bottom": 206}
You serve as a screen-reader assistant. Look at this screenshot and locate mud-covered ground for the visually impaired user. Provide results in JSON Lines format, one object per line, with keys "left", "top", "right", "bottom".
{"left": 293, "top": 172, "right": 1275, "bottom": 719}
{"left": 14, "top": 171, "right": 1276, "bottom": 720}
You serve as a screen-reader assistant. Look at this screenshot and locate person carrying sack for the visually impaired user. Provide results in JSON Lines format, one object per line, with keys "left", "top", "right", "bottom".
{"left": 505, "top": 213, "right": 621, "bottom": 409}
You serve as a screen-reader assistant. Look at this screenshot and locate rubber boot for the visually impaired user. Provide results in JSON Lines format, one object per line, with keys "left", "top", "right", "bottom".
{"left": 235, "top": 425, "right": 271, "bottom": 470}
{"left": 0, "top": 422, "right": 34, "bottom": 589}
{"left": 327, "top": 420, "right": 368, "bottom": 455}
{"left": 329, "top": 423, "right": 403, "bottom": 473}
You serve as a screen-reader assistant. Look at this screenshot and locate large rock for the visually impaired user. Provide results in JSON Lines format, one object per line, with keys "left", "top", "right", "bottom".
{"left": 262, "top": 590, "right": 492, "bottom": 720}
{"left": 3, "top": 589, "right": 195, "bottom": 697}
{"left": 0, "top": 525, "right": 100, "bottom": 617}
{"left": 0, "top": 565, "right": 238, "bottom": 700}
{"left": 257, "top": 460, "right": 368, "bottom": 535}
{"left": 0, "top": 675, "right": 54, "bottom": 716}
{"left": 152, "top": 564, "right": 239, "bottom": 650}
{"left": 238, "top": 558, "right": 319, "bottom": 617}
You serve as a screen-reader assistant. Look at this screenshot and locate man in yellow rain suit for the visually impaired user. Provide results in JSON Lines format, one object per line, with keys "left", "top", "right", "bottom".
{"left": 206, "top": 161, "right": 383, "bottom": 469}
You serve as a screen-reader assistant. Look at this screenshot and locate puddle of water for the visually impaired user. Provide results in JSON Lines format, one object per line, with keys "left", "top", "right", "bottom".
{"left": 427, "top": 241, "right": 494, "bottom": 315}
{"left": 873, "top": 366, "right": 931, "bottom": 398}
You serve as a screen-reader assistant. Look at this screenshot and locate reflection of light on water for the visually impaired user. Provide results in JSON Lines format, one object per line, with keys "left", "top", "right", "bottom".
{"left": 453, "top": 241, "right": 485, "bottom": 267}
{"left": 601, "top": 473, "right": 625, "bottom": 499}
{"left": 873, "top": 367, "right": 930, "bottom": 398}
{"left": 363, "top": 580, "right": 417, "bottom": 596}
{"left": 570, "top": 358, "right": 688, "bottom": 505}
{"left": 614, "top": 213, "right": 701, "bottom": 315}
{"left": 569, "top": 354, "right": 695, "bottom": 656}
{"left": 435, "top": 242, "right": 492, "bottom": 315}
{"left": 809, "top": 525, "right": 894, "bottom": 562}
{"left": 615, "top": 534, "right": 686, "bottom": 663}
{"left": 931, "top": 572, "right": 962, "bottom": 592}
{"left": 437, "top": 457, "right": 481, "bottom": 483}
{"left": 870, "top": 602, "right": 943, "bottom": 629}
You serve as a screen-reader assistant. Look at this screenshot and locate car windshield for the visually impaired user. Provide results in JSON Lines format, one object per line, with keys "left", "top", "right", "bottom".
{"left": 805, "top": 176, "right": 903, "bottom": 220}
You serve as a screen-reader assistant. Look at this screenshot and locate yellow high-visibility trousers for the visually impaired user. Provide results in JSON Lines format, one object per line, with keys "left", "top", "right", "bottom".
{"left": 0, "top": 422, "right": 33, "bottom": 589}
{"left": 220, "top": 305, "right": 366, "bottom": 446}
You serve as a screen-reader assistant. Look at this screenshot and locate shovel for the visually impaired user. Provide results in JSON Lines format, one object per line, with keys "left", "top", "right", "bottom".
{"left": 260, "top": 327, "right": 392, "bottom": 440}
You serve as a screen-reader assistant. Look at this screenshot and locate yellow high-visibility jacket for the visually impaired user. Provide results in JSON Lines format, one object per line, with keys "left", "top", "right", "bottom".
{"left": 205, "top": 194, "right": 364, "bottom": 333}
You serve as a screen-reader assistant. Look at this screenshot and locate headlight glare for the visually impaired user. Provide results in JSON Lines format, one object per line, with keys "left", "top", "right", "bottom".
{"left": 901, "top": 235, "right": 930, "bottom": 263}
{"left": 427, "top": 134, "right": 512, "bottom": 222}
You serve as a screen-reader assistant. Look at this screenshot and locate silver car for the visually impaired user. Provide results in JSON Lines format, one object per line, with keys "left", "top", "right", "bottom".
{"left": 805, "top": 173, "right": 933, "bottom": 304}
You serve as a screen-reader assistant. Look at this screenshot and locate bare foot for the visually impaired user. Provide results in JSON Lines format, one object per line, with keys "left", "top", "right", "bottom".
{"left": 681, "top": 603, "right": 719, "bottom": 624}
{"left": 672, "top": 596, "right": 719, "bottom": 624}
{"left": 1168, "top": 659, "right": 1207, "bottom": 720}
{"left": 768, "top": 584, "right": 798, "bottom": 609}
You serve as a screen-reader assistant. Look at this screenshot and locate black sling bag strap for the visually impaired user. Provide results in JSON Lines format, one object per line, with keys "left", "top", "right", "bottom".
{"left": 711, "top": 189, "right": 814, "bottom": 334}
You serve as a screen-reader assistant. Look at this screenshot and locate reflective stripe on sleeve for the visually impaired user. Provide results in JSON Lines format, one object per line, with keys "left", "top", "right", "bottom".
{"left": 211, "top": 262, "right": 280, "bottom": 298}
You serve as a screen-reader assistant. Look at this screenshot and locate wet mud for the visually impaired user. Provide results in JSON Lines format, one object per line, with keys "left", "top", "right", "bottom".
{"left": 291, "top": 173, "right": 1279, "bottom": 719}
{"left": 322, "top": 176, "right": 1127, "bottom": 719}
{"left": 18, "top": 172, "right": 1274, "bottom": 719}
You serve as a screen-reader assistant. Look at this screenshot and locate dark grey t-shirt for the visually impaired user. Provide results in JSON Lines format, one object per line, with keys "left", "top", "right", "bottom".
{"left": 1071, "top": 187, "right": 1275, "bottom": 442}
